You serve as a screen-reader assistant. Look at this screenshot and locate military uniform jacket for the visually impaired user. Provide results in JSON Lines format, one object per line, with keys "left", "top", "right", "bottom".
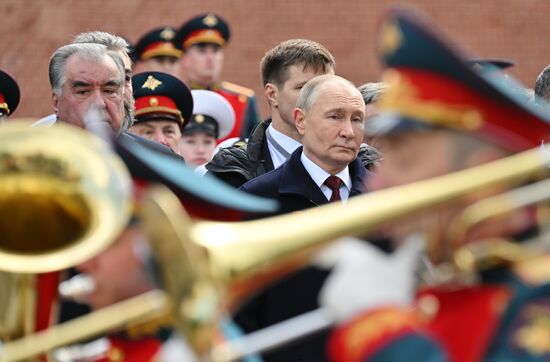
{"left": 328, "top": 261, "right": 550, "bottom": 362}
{"left": 235, "top": 147, "right": 368, "bottom": 362}
{"left": 192, "top": 81, "right": 260, "bottom": 142}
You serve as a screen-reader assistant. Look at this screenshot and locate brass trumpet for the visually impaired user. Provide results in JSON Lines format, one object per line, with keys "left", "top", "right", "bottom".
{"left": 2, "top": 142, "right": 550, "bottom": 361}
{"left": 0, "top": 123, "right": 132, "bottom": 342}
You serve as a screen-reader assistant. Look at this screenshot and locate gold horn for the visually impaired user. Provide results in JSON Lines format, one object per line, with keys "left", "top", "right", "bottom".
{"left": 143, "top": 144, "right": 550, "bottom": 358}
{"left": 2, "top": 143, "right": 550, "bottom": 362}
{"left": 0, "top": 122, "right": 132, "bottom": 341}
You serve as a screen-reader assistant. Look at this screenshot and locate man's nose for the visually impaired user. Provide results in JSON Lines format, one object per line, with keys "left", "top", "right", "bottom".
{"left": 340, "top": 119, "right": 356, "bottom": 138}
{"left": 90, "top": 89, "right": 107, "bottom": 108}
{"left": 152, "top": 130, "right": 168, "bottom": 146}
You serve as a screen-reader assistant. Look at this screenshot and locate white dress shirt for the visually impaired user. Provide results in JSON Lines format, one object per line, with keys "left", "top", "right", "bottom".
{"left": 300, "top": 151, "right": 352, "bottom": 202}
{"left": 266, "top": 124, "right": 301, "bottom": 169}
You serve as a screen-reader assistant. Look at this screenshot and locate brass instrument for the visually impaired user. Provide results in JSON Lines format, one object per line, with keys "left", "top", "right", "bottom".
{"left": 0, "top": 123, "right": 132, "bottom": 342}
{"left": 2, "top": 143, "right": 550, "bottom": 361}
{"left": 450, "top": 177, "right": 550, "bottom": 274}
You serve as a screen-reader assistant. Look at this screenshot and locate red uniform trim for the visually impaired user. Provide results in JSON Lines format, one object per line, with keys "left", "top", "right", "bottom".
{"left": 141, "top": 42, "right": 182, "bottom": 60}
{"left": 35, "top": 272, "right": 61, "bottom": 332}
{"left": 328, "top": 307, "right": 419, "bottom": 362}
{"left": 383, "top": 68, "right": 550, "bottom": 151}
{"left": 215, "top": 88, "right": 248, "bottom": 143}
{"left": 418, "top": 285, "right": 511, "bottom": 362}
{"left": 183, "top": 29, "right": 225, "bottom": 49}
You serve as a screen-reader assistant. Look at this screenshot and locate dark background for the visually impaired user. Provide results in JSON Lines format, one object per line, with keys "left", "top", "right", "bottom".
{"left": 2, "top": 0, "right": 549, "bottom": 119}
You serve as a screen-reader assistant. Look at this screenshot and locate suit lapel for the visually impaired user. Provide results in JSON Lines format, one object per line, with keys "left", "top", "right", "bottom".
{"left": 278, "top": 147, "right": 328, "bottom": 206}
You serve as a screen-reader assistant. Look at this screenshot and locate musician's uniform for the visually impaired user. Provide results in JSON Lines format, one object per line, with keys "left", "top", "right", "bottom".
{"left": 325, "top": 8, "right": 550, "bottom": 362}
{"left": 329, "top": 264, "right": 550, "bottom": 362}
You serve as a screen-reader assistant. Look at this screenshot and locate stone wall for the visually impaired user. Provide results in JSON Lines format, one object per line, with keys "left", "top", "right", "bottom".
{"left": 2, "top": 0, "right": 549, "bottom": 118}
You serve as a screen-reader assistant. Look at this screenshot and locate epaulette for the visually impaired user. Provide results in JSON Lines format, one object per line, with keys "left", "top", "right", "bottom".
{"left": 221, "top": 81, "right": 255, "bottom": 97}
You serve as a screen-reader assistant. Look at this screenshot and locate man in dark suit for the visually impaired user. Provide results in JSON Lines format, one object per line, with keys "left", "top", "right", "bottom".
{"left": 239, "top": 74, "right": 367, "bottom": 213}
{"left": 235, "top": 74, "right": 368, "bottom": 362}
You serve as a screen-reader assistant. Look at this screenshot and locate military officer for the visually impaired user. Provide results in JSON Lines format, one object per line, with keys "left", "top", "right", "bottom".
{"left": 132, "top": 26, "right": 182, "bottom": 77}
{"left": 320, "top": 8, "right": 550, "bottom": 362}
{"left": 0, "top": 69, "right": 20, "bottom": 121}
{"left": 128, "top": 71, "right": 193, "bottom": 154}
{"left": 174, "top": 13, "right": 260, "bottom": 142}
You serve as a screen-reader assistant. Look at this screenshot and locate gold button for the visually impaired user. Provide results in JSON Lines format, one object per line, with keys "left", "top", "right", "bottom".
{"left": 107, "top": 346, "right": 125, "bottom": 362}
{"left": 417, "top": 294, "right": 439, "bottom": 322}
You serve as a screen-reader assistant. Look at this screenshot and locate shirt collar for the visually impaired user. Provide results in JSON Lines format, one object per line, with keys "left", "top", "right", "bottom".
{"left": 267, "top": 123, "right": 301, "bottom": 154}
{"left": 300, "top": 151, "right": 352, "bottom": 190}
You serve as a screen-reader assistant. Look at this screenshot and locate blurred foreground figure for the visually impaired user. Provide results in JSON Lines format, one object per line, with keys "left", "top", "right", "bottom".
{"left": 320, "top": 8, "right": 550, "bottom": 362}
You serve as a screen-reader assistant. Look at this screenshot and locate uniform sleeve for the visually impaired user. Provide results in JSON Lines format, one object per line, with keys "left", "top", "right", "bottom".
{"left": 327, "top": 307, "right": 447, "bottom": 362}
{"left": 241, "top": 95, "right": 261, "bottom": 139}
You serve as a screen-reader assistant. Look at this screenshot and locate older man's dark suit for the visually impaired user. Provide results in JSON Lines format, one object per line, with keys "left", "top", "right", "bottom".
{"left": 235, "top": 147, "right": 368, "bottom": 362}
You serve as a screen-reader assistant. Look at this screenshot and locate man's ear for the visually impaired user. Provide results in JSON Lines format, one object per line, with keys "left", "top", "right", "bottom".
{"left": 52, "top": 92, "right": 59, "bottom": 115}
{"left": 294, "top": 107, "right": 306, "bottom": 136}
{"left": 264, "top": 83, "right": 278, "bottom": 108}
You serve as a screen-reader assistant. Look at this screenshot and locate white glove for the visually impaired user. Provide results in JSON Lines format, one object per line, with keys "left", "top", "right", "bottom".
{"left": 314, "top": 234, "right": 424, "bottom": 323}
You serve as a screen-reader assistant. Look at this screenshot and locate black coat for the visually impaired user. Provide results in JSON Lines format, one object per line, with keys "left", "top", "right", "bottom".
{"left": 206, "top": 118, "right": 275, "bottom": 188}
{"left": 235, "top": 147, "right": 368, "bottom": 362}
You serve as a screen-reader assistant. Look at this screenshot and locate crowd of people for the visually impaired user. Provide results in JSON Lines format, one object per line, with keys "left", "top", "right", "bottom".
{"left": 2, "top": 6, "right": 550, "bottom": 362}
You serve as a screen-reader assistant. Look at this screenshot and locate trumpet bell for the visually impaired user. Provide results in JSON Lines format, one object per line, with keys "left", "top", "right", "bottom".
{"left": 0, "top": 122, "right": 132, "bottom": 342}
{"left": 0, "top": 123, "right": 132, "bottom": 273}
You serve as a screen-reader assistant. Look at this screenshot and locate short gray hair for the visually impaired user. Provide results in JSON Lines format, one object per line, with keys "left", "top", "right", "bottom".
{"left": 73, "top": 31, "right": 130, "bottom": 54}
{"left": 535, "top": 64, "right": 550, "bottom": 102}
{"left": 49, "top": 43, "right": 125, "bottom": 95}
{"left": 296, "top": 74, "right": 356, "bottom": 112}
{"left": 358, "top": 82, "right": 387, "bottom": 105}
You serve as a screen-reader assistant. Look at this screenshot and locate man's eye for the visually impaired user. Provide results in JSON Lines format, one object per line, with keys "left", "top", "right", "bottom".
{"left": 75, "top": 89, "right": 90, "bottom": 95}
{"left": 103, "top": 88, "right": 118, "bottom": 95}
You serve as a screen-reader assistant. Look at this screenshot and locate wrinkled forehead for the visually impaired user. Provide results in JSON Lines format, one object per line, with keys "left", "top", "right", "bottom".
{"left": 65, "top": 53, "right": 122, "bottom": 82}
{"left": 313, "top": 80, "right": 364, "bottom": 107}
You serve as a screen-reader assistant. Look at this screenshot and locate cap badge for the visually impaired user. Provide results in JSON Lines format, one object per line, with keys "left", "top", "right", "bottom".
{"left": 379, "top": 21, "right": 403, "bottom": 56}
{"left": 203, "top": 14, "right": 218, "bottom": 27}
{"left": 195, "top": 114, "right": 205, "bottom": 123}
{"left": 149, "top": 97, "right": 159, "bottom": 107}
{"left": 142, "top": 75, "right": 163, "bottom": 91}
{"left": 160, "top": 27, "right": 175, "bottom": 40}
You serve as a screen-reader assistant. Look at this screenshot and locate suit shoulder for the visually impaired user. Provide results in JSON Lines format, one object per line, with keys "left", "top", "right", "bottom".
{"left": 221, "top": 81, "right": 256, "bottom": 98}
{"left": 240, "top": 167, "right": 282, "bottom": 195}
